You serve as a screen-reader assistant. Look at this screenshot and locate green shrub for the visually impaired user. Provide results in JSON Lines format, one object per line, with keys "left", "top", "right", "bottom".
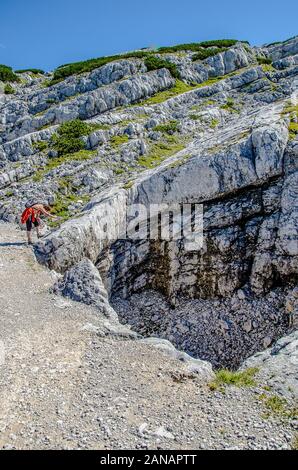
{"left": 220, "top": 97, "right": 238, "bottom": 113}
{"left": 209, "top": 367, "right": 258, "bottom": 391}
{"left": 257, "top": 57, "right": 272, "bottom": 65}
{"left": 123, "top": 180, "right": 134, "bottom": 189}
{"left": 189, "top": 114, "right": 201, "bottom": 121}
{"left": 261, "top": 63, "right": 275, "bottom": 72}
{"left": 15, "top": 68, "right": 45, "bottom": 75}
{"left": 50, "top": 119, "right": 94, "bottom": 156}
{"left": 144, "top": 55, "right": 179, "bottom": 78}
{"left": 51, "top": 134, "right": 84, "bottom": 155}
{"left": 32, "top": 141, "right": 48, "bottom": 152}
{"left": 4, "top": 83, "right": 15, "bottom": 94}
{"left": 289, "top": 122, "right": 298, "bottom": 140}
{"left": 58, "top": 119, "right": 92, "bottom": 138}
{"left": 192, "top": 47, "right": 227, "bottom": 61}
{"left": 153, "top": 120, "right": 179, "bottom": 134}
{"left": 210, "top": 118, "right": 219, "bottom": 128}
{"left": 0, "top": 64, "right": 19, "bottom": 82}
{"left": 157, "top": 39, "right": 243, "bottom": 54}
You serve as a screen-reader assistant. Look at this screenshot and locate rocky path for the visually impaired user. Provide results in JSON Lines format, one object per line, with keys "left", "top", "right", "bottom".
{"left": 0, "top": 223, "right": 296, "bottom": 450}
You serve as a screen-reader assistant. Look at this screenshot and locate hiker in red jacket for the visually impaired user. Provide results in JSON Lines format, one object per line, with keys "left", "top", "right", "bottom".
{"left": 21, "top": 203, "right": 56, "bottom": 245}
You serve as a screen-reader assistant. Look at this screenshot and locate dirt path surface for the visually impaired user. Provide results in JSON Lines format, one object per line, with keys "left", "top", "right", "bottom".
{"left": 0, "top": 223, "right": 296, "bottom": 450}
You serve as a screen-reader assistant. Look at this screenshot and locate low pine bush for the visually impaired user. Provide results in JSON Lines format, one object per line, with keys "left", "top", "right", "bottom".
{"left": 0, "top": 64, "right": 19, "bottom": 82}
{"left": 257, "top": 57, "right": 272, "bottom": 65}
{"left": 50, "top": 119, "right": 93, "bottom": 156}
{"left": 58, "top": 119, "right": 92, "bottom": 138}
{"left": 51, "top": 134, "right": 84, "bottom": 155}
{"left": 144, "top": 55, "right": 179, "bottom": 78}
{"left": 158, "top": 39, "right": 243, "bottom": 54}
{"left": 4, "top": 83, "right": 15, "bottom": 94}
{"left": 153, "top": 120, "right": 179, "bottom": 134}
{"left": 192, "top": 47, "right": 227, "bottom": 61}
{"left": 15, "top": 68, "right": 45, "bottom": 75}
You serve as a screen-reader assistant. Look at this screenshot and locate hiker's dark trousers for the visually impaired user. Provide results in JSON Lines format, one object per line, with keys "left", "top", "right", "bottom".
{"left": 26, "top": 217, "right": 39, "bottom": 232}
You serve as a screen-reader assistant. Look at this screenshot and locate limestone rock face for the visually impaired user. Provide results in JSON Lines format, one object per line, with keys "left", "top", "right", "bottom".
{"left": 205, "top": 45, "right": 253, "bottom": 77}
{"left": 267, "top": 36, "right": 298, "bottom": 61}
{"left": 28, "top": 59, "right": 147, "bottom": 115}
{"left": 242, "top": 330, "right": 298, "bottom": 400}
{"left": 52, "top": 258, "right": 117, "bottom": 319}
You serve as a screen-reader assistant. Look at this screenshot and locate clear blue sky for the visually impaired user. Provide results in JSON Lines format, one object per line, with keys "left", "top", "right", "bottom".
{"left": 1, "top": 0, "right": 297, "bottom": 72}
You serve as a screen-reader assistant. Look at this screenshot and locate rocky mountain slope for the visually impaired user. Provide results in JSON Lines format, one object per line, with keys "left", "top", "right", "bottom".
{"left": 0, "top": 36, "right": 297, "bottom": 448}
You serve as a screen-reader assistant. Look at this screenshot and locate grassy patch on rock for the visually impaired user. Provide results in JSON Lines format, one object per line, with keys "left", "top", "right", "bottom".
{"left": 220, "top": 97, "right": 239, "bottom": 113}
{"left": 282, "top": 103, "right": 298, "bottom": 140}
{"left": 110, "top": 134, "right": 129, "bottom": 148}
{"left": 210, "top": 118, "right": 219, "bottom": 128}
{"left": 153, "top": 120, "right": 179, "bottom": 134}
{"left": 49, "top": 192, "right": 90, "bottom": 226}
{"left": 209, "top": 367, "right": 258, "bottom": 391}
{"left": 33, "top": 150, "right": 96, "bottom": 182}
{"left": 259, "top": 393, "right": 298, "bottom": 420}
{"left": 189, "top": 113, "right": 202, "bottom": 121}
{"left": 139, "top": 80, "right": 199, "bottom": 106}
{"left": 261, "top": 63, "right": 275, "bottom": 73}
{"left": 138, "top": 136, "right": 185, "bottom": 168}
{"left": 123, "top": 180, "right": 134, "bottom": 189}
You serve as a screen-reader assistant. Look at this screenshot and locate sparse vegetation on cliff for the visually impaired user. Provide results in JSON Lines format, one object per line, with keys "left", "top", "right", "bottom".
{"left": 144, "top": 55, "right": 179, "bottom": 78}
{"left": 4, "top": 83, "right": 15, "bottom": 94}
{"left": 0, "top": 64, "right": 20, "bottom": 82}
{"left": 50, "top": 119, "right": 97, "bottom": 156}
{"left": 15, "top": 68, "right": 45, "bottom": 75}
